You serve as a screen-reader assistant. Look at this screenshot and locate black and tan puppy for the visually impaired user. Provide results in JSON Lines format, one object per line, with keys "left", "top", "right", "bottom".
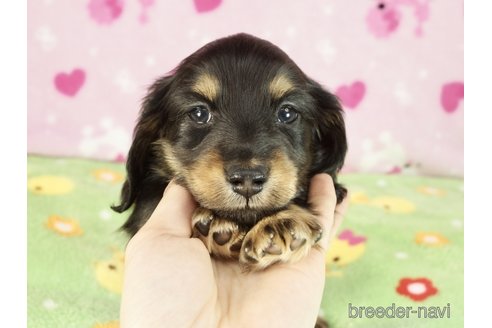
{"left": 113, "top": 33, "right": 347, "bottom": 271}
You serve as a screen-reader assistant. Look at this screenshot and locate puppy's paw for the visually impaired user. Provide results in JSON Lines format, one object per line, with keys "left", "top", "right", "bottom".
{"left": 239, "top": 205, "right": 322, "bottom": 271}
{"left": 192, "top": 207, "right": 246, "bottom": 259}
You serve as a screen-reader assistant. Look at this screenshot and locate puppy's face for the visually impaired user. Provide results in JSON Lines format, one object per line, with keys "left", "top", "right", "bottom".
{"left": 159, "top": 68, "right": 308, "bottom": 214}
{"left": 117, "top": 34, "right": 346, "bottom": 226}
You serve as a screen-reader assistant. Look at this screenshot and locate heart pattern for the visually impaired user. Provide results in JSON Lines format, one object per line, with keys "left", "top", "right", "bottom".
{"left": 338, "top": 229, "right": 367, "bottom": 245}
{"left": 441, "top": 82, "right": 464, "bottom": 113}
{"left": 54, "top": 69, "right": 86, "bottom": 97}
{"left": 87, "top": 0, "right": 124, "bottom": 24}
{"left": 336, "top": 81, "right": 366, "bottom": 109}
{"left": 194, "top": 0, "right": 222, "bottom": 13}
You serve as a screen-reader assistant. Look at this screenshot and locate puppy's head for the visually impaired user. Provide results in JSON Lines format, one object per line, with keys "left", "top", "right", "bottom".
{"left": 115, "top": 33, "right": 346, "bottom": 225}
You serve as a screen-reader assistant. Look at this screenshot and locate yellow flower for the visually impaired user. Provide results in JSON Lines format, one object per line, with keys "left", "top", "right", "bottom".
{"left": 415, "top": 232, "right": 449, "bottom": 246}
{"left": 45, "top": 215, "right": 83, "bottom": 237}
{"left": 417, "top": 186, "right": 446, "bottom": 196}
{"left": 92, "top": 169, "right": 124, "bottom": 183}
{"left": 350, "top": 191, "right": 370, "bottom": 204}
{"left": 28, "top": 176, "right": 74, "bottom": 195}
{"left": 93, "top": 321, "right": 119, "bottom": 328}
{"left": 370, "top": 196, "right": 416, "bottom": 214}
{"left": 94, "top": 249, "right": 125, "bottom": 294}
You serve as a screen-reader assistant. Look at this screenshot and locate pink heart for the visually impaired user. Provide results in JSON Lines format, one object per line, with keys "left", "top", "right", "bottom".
{"left": 338, "top": 229, "right": 367, "bottom": 245}
{"left": 441, "top": 82, "right": 464, "bottom": 113}
{"left": 387, "top": 166, "right": 402, "bottom": 175}
{"left": 88, "top": 0, "right": 124, "bottom": 24}
{"left": 54, "top": 69, "right": 86, "bottom": 97}
{"left": 194, "top": 0, "right": 222, "bottom": 13}
{"left": 383, "top": 10, "right": 400, "bottom": 32}
{"left": 114, "top": 153, "right": 126, "bottom": 163}
{"left": 336, "top": 81, "right": 366, "bottom": 109}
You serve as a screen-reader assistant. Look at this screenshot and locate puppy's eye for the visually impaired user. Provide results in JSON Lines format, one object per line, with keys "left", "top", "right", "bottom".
{"left": 188, "top": 106, "right": 212, "bottom": 124}
{"left": 276, "top": 105, "right": 298, "bottom": 124}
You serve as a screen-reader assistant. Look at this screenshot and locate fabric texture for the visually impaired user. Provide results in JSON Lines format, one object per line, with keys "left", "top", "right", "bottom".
{"left": 27, "top": 156, "right": 464, "bottom": 327}
{"left": 28, "top": 0, "right": 463, "bottom": 176}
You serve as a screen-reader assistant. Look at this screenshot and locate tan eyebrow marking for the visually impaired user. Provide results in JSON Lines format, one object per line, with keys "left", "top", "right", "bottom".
{"left": 269, "top": 74, "right": 294, "bottom": 99}
{"left": 192, "top": 73, "right": 220, "bottom": 101}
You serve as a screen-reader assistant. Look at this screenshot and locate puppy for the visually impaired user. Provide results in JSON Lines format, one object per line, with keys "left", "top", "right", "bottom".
{"left": 113, "top": 33, "right": 347, "bottom": 272}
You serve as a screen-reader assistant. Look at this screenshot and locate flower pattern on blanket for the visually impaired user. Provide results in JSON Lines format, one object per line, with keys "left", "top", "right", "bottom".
{"left": 417, "top": 185, "right": 446, "bottom": 196}
{"left": 26, "top": 156, "right": 464, "bottom": 326}
{"left": 326, "top": 229, "right": 367, "bottom": 277}
{"left": 93, "top": 168, "right": 124, "bottom": 183}
{"left": 350, "top": 191, "right": 416, "bottom": 214}
{"left": 415, "top": 232, "right": 449, "bottom": 247}
{"left": 45, "top": 215, "right": 83, "bottom": 237}
{"left": 28, "top": 175, "right": 75, "bottom": 195}
{"left": 93, "top": 321, "right": 120, "bottom": 328}
{"left": 396, "top": 277, "right": 438, "bottom": 301}
{"left": 94, "top": 248, "right": 125, "bottom": 294}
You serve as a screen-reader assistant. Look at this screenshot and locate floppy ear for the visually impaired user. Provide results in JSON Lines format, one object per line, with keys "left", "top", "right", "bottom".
{"left": 111, "top": 75, "right": 174, "bottom": 213}
{"left": 308, "top": 80, "right": 348, "bottom": 201}
{"left": 309, "top": 80, "right": 347, "bottom": 174}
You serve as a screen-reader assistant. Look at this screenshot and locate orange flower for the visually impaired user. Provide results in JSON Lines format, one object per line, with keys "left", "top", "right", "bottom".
{"left": 92, "top": 169, "right": 124, "bottom": 183}
{"left": 415, "top": 232, "right": 449, "bottom": 246}
{"left": 45, "top": 215, "right": 83, "bottom": 237}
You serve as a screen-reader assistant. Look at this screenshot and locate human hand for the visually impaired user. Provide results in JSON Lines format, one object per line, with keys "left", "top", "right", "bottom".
{"left": 120, "top": 174, "right": 349, "bottom": 328}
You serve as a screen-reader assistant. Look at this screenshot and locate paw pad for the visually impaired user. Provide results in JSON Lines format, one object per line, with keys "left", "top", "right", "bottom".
{"left": 239, "top": 206, "right": 322, "bottom": 270}
{"left": 195, "top": 220, "right": 211, "bottom": 236}
{"left": 290, "top": 238, "right": 307, "bottom": 251}
{"left": 213, "top": 231, "right": 232, "bottom": 245}
{"left": 265, "top": 243, "right": 282, "bottom": 255}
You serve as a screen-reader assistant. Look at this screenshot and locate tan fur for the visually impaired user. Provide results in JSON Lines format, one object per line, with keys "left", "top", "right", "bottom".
{"left": 155, "top": 142, "right": 319, "bottom": 271}
{"left": 249, "top": 151, "right": 298, "bottom": 209}
{"left": 192, "top": 207, "right": 246, "bottom": 259}
{"left": 152, "top": 139, "right": 182, "bottom": 175}
{"left": 192, "top": 73, "right": 220, "bottom": 101}
{"left": 191, "top": 204, "right": 323, "bottom": 270}
{"left": 155, "top": 139, "right": 298, "bottom": 211}
{"left": 269, "top": 74, "right": 294, "bottom": 99}
{"left": 186, "top": 150, "right": 298, "bottom": 211}
{"left": 187, "top": 150, "right": 245, "bottom": 209}
{"left": 239, "top": 204, "right": 323, "bottom": 271}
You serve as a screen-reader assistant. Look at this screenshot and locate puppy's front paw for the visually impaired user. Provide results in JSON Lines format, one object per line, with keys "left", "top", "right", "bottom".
{"left": 239, "top": 205, "right": 322, "bottom": 271}
{"left": 192, "top": 207, "right": 246, "bottom": 259}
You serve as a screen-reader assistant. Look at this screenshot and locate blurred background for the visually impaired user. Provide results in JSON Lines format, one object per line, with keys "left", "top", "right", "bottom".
{"left": 28, "top": 0, "right": 463, "bottom": 177}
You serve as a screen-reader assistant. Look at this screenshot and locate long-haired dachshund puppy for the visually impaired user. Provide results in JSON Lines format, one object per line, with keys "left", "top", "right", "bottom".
{"left": 113, "top": 33, "right": 347, "bottom": 272}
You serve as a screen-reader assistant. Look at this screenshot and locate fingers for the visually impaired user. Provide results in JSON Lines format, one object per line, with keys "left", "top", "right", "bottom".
{"left": 140, "top": 180, "right": 197, "bottom": 238}
{"left": 308, "top": 174, "right": 347, "bottom": 250}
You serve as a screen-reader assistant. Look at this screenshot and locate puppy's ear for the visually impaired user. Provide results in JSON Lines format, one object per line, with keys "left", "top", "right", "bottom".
{"left": 308, "top": 79, "right": 348, "bottom": 177}
{"left": 112, "top": 75, "right": 174, "bottom": 213}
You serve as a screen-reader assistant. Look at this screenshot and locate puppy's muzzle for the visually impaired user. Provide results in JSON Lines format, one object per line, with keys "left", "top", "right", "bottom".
{"left": 227, "top": 166, "right": 267, "bottom": 198}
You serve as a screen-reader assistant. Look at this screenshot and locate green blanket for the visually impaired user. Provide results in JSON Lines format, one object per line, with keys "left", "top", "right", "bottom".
{"left": 27, "top": 156, "right": 464, "bottom": 327}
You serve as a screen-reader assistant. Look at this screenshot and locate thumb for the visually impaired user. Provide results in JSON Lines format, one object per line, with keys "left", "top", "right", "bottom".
{"left": 140, "top": 180, "right": 197, "bottom": 238}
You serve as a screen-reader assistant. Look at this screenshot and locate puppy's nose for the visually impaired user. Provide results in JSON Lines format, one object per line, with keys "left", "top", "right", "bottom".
{"left": 228, "top": 168, "right": 267, "bottom": 198}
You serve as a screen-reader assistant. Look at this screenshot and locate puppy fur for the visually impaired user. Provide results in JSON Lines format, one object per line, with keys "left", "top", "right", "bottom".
{"left": 112, "top": 33, "right": 347, "bottom": 271}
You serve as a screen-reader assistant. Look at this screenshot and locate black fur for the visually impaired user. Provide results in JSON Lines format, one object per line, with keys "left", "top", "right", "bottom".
{"left": 112, "top": 33, "right": 347, "bottom": 236}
